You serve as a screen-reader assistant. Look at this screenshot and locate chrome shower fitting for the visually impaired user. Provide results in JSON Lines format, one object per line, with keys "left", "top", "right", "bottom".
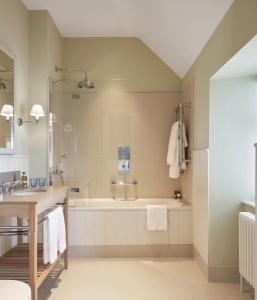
{"left": 55, "top": 66, "right": 94, "bottom": 89}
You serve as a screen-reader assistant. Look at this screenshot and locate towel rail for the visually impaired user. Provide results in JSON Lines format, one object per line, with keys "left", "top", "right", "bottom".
{"left": 38, "top": 202, "right": 66, "bottom": 225}
{"left": 0, "top": 203, "right": 66, "bottom": 231}
{"left": 0, "top": 225, "right": 29, "bottom": 236}
{"left": 175, "top": 103, "right": 191, "bottom": 164}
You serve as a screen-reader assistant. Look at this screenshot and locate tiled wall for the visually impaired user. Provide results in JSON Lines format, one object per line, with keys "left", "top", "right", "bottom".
{"left": 52, "top": 91, "right": 181, "bottom": 198}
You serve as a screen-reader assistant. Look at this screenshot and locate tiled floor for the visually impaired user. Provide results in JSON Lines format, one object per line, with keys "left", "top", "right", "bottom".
{"left": 42, "top": 258, "right": 252, "bottom": 300}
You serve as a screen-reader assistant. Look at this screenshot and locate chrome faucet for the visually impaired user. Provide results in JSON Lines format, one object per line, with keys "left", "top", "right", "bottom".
{"left": 0, "top": 180, "right": 22, "bottom": 199}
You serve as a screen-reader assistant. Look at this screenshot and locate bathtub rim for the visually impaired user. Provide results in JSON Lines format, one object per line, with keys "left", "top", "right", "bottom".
{"left": 68, "top": 197, "right": 192, "bottom": 211}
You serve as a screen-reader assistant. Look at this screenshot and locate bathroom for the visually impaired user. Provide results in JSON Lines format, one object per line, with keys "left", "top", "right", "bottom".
{"left": 0, "top": 0, "right": 256, "bottom": 299}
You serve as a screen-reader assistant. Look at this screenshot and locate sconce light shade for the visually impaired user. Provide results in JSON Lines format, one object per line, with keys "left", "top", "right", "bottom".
{"left": 30, "top": 104, "right": 44, "bottom": 120}
{"left": 0, "top": 104, "right": 13, "bottom": 120}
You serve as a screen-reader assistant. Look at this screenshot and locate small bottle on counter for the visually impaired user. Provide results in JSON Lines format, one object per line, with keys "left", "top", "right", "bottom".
{"left": 20, "top": 171, "right": 28, "bottom": 188}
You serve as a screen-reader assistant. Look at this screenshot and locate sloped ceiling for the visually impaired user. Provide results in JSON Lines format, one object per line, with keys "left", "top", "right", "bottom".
{"left": 22, "top": 0, "right": 233, "bottom": 78}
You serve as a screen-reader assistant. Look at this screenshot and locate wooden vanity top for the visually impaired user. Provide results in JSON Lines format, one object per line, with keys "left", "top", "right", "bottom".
{"left": 0, "top": 186, "right": 68, "bottom": 217}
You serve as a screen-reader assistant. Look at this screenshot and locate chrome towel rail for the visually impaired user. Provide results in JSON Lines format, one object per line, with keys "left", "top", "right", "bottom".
{"left": 0, "top": 225, "right": 29, "bottom": 236}
{"left": 38, "top": 202, "right": 66, "bottom": 225}
{"left": 0, "top": 203, "right": 66, "bottom": 234}
{"left": 175, "top": 102, "right": 191, "bottom": 164}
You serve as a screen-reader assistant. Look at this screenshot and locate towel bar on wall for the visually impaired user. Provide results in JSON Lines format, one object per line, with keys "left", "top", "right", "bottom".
{"left": 175, "top": 102, "right": 192, "bottom": 164}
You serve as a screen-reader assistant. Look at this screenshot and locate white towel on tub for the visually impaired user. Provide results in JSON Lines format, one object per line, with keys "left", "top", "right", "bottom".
{"left": 146, "top": 205, "right": 168, "bottom": 231}
{"left": 43, "top": 207, "right": 66, "bottom": 264}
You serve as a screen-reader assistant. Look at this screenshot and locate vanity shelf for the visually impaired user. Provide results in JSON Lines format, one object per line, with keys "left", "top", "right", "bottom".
{"left": 0, "top": 243, "right": 62, "bottom": 286}
{"left": 0, "top": 186, "right": 69, "bottom": 300}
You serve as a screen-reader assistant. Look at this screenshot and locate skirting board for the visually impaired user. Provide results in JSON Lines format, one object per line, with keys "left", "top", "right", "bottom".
{"left": 208, "top": 266, "right": 239, "bottom": 283}
{"left": 70, "top": 244, "right": 193, "bottom": 258}
{"left": 193, "top": 247, "right": 208, "bottom": 278}
{"left": 194, "top": 247, "right": 239, "bottom": 283}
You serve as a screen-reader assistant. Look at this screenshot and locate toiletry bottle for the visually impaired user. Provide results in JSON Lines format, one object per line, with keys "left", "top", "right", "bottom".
{"left": 20, "top": 172, "right": 27, "bottom": 188}
{"left": 177, "top": 190, "right": 182, "bottom": 200}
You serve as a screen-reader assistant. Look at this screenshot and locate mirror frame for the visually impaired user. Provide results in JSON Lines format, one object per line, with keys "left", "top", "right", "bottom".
{"left": 0, "top": 44, "right": 16, "bottom": 155}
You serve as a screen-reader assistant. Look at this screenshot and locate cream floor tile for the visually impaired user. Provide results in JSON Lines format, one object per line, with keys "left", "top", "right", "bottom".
{"left": 45, "top": 258, "right": 252, "bottom": 300}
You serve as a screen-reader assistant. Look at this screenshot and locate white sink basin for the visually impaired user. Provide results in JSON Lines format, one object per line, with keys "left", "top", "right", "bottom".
{"left": 12, "top": 189, "right": 47, "bottom": 196}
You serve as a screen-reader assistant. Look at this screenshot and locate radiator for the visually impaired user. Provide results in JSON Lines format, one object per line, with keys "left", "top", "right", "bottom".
{"left": 239, "top": 212, "right": 255, "bottom": 289}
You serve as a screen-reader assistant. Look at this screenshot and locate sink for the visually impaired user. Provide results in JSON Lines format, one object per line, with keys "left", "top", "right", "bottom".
{"left": 12, "top": 189, "right": 47, "bottom": 196}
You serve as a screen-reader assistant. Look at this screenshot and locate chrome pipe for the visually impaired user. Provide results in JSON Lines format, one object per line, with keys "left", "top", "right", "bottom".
{"left": 0, "top": 225, "right": 29, "bottom": 230}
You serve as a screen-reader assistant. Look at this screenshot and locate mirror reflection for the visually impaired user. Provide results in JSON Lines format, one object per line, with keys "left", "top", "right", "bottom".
{"left": 0, "top": 48, "right": 14, "bottom": 151}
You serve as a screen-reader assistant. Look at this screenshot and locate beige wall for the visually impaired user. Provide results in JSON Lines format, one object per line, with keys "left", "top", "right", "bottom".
{"left": 183, "top": 0, "right": 257, "bottom": 150}
{"left": 53, "top": 90, "right": 181, "bottom": 198}
{"left": 0, "top": 0, "right": 29, "bottom": 155}
{"left": 182, "top": 0, "right": 257, "bottom": 278}
{"left": 63, "top": 37, "right": 181, "bottom": 93}
{"left": 0, "top": 0, "right": 30, "bottom": 255}
{"left": 29, "top": 11, "right": 63, "bottom": 178}
{"left": 49, "top": 37, "right": 183, "bottom": 198}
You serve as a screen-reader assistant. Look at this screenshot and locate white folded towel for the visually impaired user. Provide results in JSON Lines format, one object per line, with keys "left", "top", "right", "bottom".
{"left": 146, "top": 205, "right": 168, "bottom": 231}
{"left": 43, "top": 208, "right": 58, "bottom": 264}
{"left": 167, "top": 121, "right": 188, "bottom": 178}
{"left": 43, "top": 207, "right": 66, "bottom": 264}
{"left": 56, "top": 206, "right": 66, "bottom": 254}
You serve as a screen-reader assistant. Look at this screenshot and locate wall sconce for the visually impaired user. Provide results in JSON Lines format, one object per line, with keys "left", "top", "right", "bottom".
{"left": 0, "top": 104, "right": 14, "bottom": 120}
{"left": 17, "top": 104, "right": 45, "bottom": 126}
{"left": 0, "top": 104, "right": 45, "bottom": 126}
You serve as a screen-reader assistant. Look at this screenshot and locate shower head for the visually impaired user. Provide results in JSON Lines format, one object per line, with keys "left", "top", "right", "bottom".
{"left": 77, "top": 79, "right": 94, "bottom": 89}
{"left": 0, "top": 79, "right": 6, "bottom": 90}
{"left": 55, "top": 66, "right": 94, "bottom": 89}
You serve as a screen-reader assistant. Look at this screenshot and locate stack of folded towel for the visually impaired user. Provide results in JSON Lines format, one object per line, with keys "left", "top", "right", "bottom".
{"left": 43, "top": 206, "right": 66, "bottom": 264}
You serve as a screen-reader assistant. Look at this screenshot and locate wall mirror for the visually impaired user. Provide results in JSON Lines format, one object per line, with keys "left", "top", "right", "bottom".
{"left": 0, "top": 47, "right": 14, "bottom": 154}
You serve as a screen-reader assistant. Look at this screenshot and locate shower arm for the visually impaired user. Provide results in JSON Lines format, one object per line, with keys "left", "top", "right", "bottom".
{"left": 55, "top": 67, "right": 88, "bottom": 80}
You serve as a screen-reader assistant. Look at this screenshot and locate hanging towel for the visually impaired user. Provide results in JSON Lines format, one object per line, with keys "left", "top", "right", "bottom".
{"left": 43, "top": 208, "right": 58, "bottom": 264}
{"left": 56, "top": 206, "right": 66, "bottom": 254}
{"left": 167, "top": 121, "right": 188, "bottom": 178}
{"left": 180, "top": 123, "right": 188, "bottom": 171}
{"left": 43, "top": 207, "right": 66, "bottom": 264}
{"left": 146, "top": 205, "right": 168, "bottom": 231}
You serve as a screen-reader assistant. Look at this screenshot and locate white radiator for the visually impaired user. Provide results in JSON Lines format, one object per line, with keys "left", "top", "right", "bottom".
{"left": 239, "top": 212, "right": 255, "bottom": 289}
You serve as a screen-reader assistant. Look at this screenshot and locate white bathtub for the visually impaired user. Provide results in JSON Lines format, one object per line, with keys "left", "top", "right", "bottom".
{"left": 68, "top": 198, "right": 193, "bottom": 258}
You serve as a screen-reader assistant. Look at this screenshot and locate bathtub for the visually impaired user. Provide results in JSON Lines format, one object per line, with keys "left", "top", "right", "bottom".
{"left": 68, "top": 198, "right": 193, "bottom": 258}
{"left": 69, "top": 197, "right": 191, "bottom": 210}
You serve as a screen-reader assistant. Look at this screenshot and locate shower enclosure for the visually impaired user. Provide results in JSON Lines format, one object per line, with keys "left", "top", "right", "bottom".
{"left": 48, "top": 77, "right": 182, "bottom": 199}
{"left": 48, "top": 77, "right": 137, "bottom": 199}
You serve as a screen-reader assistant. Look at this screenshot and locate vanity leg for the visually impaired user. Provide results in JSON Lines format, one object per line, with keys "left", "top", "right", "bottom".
{"left": 17, "top": 217, "right": 23, "bottom": 245}
{"left": 29, "top": 204, "right": 38, "bottom": 300}
{"left": 64, "top": 196, "right": 68, "bottom": 269}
